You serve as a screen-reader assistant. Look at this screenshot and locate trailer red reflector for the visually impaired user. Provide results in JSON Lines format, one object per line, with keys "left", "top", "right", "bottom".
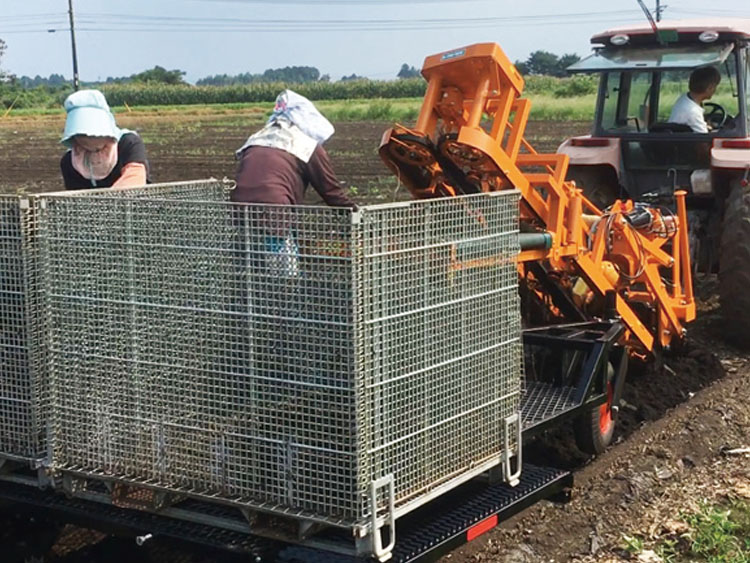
{"left": 466, "top": 515, "right": 498, "bottom": 541}
{"left": 721, "top": 140, "right": 750, "bottom": 149}
{"left": 570, "top": 138, "right": 610, "bottom": 147}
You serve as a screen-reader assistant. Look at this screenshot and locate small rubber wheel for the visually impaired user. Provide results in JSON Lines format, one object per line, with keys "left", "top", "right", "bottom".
{"left": 575, "top": 381, "right": 615, "bottom": 455}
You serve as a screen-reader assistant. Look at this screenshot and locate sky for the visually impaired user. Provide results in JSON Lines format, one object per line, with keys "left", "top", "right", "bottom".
{"left": 1, "top": 0, "right": 747, "bottom": 83}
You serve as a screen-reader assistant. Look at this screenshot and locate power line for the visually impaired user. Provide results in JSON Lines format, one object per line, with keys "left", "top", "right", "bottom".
{"left": 670, "top": 8, "right": 750, "bottom": 16}
{"left": 0, "top": 13, "right": 66, "bottom": 21}
{"left": 12, "top": 9, "right": 641, "bottom": 34}
{"left": 194, "top": 0, "right": 502, "bottom": 4}
{"left": 43, "top": 20, "right": 638, "bottom": 33}
{"left": 2, "top": 8, "right": 646, "bottom": 34}
{"left": 76, "top": 9, "right": 642, "bottom": 25}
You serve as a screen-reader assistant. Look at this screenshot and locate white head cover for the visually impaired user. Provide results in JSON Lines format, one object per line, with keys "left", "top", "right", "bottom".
{"left": 235, "top": 90, "right": 334, "bottom": 163}
{"left": 267, "top": 89, "right": 334, "bottom": 143}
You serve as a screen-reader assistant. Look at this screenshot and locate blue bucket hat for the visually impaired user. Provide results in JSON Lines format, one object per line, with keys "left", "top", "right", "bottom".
{"left": 61, "top": 89, "right": 122, "bottom": 147}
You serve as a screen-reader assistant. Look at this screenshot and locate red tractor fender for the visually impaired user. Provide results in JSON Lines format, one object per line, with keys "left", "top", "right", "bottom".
{"left": 712, "top": 139, "right": 750, "bottom": 179}
{"left": 557, "top": 136, "right": 622, "bottom": 180}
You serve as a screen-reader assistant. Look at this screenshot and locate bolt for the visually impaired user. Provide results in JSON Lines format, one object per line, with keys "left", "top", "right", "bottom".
{"left": 135, "top": 533, "right": 153, "bottom": 546}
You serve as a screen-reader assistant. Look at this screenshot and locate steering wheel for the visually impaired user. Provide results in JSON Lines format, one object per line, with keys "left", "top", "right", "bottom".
{"left": 703, "top": 102, "right": 727, "bottom": 129}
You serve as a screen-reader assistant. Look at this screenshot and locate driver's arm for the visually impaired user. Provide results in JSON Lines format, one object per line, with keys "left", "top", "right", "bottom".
{"left": 689, "top": 111, "right": 709, "bottom": 133}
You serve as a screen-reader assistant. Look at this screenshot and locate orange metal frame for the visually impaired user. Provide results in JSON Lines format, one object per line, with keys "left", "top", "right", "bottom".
{"left": 379, "top": 43, "right": 695, "bottom": 355}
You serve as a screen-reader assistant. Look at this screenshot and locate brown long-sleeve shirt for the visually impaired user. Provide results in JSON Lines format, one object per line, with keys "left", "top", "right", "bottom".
{"left": 231, "top": 144, "right": 355, "bottom": 207}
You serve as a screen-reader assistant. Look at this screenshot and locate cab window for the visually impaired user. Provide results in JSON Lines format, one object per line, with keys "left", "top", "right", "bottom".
{"left": 600, "top": 71, "right": 654, "bottom": 133}
{"left": 657, "top": 58, "right": 741, "bottom": 125}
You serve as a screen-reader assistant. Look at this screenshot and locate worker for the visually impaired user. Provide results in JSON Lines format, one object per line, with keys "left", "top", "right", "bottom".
{"left": 232, "top": 89, "right": 356, "bottom": 208}
{"left": 60, "top": 89, "right": 150, "bottom": 189}
{"left": 668, "top": 66, "right": 721, "bottom": 133}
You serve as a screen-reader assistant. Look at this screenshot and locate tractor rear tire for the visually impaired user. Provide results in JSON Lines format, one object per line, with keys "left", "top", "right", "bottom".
{"left": 566, "top": 165, "right": 620, "bottom": 211}
{"left": 719, "top": 178, "right": 750, "bottom": 350}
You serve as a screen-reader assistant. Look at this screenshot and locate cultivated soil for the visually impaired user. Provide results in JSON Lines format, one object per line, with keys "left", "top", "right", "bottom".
{"left": 0, "top": 114, "right": 590, "bottom": 199}
{"left": 0, "top": 114, "right": 747, "bottom": 562}
{"left": 445, "top": 277, "right": 750, "bottom": 562}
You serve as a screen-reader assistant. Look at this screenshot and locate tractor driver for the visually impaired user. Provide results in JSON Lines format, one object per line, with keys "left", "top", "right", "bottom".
{"left": 668, "top": 66, "right": 721, "bottom": 133}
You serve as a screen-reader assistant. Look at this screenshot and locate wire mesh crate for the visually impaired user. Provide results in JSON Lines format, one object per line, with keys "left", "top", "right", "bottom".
{"left": 0, "top": 180, "right": 230, "bottom": 467}
{"left": 40, "top": 189, "right": 522, "bottom": 549}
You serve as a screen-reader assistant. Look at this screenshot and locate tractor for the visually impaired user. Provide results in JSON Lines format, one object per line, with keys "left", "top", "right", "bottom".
{"left": 559, "top": 19, "right": 750, "bottom": 348}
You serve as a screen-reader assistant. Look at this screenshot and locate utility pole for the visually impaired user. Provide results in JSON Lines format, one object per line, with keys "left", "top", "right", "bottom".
{"left": 655, "top": 0, "right": 666, "bottom": 22}
{"left": 68, "top": 0, "right": 80, "bottom": 90}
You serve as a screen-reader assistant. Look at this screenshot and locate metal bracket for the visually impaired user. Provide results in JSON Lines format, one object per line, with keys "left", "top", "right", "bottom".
{"left": 298, "top": 519, "right": 325, "bottom": 540}
{"left": 62, "top": 473, "right": 87, "bottom": 497}
{"left": 221, "top": 176, "right": 238, "bottom": 193}
{"left": 36, "top": 467, "right": 53, "bottom": 489}
{"left": 239, "top": 507, "right": 257, "bottom": 529}
{"left": 111, "top": 483, "right": 182, "bottom": 512}
{"left": 351, "top": 208, "right": 362, "bottom": 225}
{"left": 502, "top": 413, "right": 522, "bottom": 487}
{"left": 368, "top": 474, "right": 396, "bottom": 562}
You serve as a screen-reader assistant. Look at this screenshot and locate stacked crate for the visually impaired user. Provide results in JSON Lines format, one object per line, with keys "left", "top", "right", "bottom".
{"left": 37, "top": 189, "right": 522, "bottom": 538}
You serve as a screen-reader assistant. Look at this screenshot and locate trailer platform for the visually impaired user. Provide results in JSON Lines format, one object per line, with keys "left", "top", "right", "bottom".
{"left": 0, "top": 464, "right": 570, "bottom": 562}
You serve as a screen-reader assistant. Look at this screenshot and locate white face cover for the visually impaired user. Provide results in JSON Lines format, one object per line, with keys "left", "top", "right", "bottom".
{"left": 71, "top": 137, "right": 118, "bottom": 182}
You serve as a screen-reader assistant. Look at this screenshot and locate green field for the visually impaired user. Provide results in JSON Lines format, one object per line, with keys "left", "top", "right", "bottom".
{"left": 3, "top": 93, "right": 599, "bottom": 122}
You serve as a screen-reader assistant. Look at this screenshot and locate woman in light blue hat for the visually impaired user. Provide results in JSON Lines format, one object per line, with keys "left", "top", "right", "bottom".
{"left": 60, "top": 89, "right": 151, "bottom": 189}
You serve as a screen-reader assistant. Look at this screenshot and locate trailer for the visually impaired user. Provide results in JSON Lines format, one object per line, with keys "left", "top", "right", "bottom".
{"left": 0, "top": 38, "right": 695, "bottom": 563}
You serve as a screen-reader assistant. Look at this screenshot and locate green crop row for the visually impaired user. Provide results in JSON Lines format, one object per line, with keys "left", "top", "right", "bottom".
{"left": 98, "top": 79, "right": 429, "bottom": 106}
{"left": 0, "top": 75, "right": 599, "bottom": 111}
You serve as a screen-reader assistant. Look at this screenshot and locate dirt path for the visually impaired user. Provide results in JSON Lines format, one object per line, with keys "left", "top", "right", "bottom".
{"left": 446, "top": 281, "right": 750, "bottom": 562}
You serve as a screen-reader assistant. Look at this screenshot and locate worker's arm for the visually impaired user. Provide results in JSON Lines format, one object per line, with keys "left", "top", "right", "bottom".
{"left": 306, "top": 145, "right": 357, "bottom": 208}
{"left": 112, "top": 133, "right": 151, "bottom": 187}
{"left": 113, "top": 162, "right": 148, "bottom": 187}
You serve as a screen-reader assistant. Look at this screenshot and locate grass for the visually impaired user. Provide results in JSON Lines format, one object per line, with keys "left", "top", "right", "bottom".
{"left": 623, "top": 500, "right": 750, "bottom": 563}
{"left": 527, "top": 94, "right": 597, "bottom": 121}
{"left": 683, "top": 501, "right": 750, "bottom": 562}
{"left": 1, "top": 95, "right": 597, "bottom": 123}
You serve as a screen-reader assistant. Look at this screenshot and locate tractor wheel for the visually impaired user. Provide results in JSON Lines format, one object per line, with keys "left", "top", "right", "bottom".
{"left": 719, "top": 178, "right": 750, "bottom": 349}
{"left": 574, "top": 382, "right": 615, "bottom": 455}
{"left": 566, "top": 166, "right": 620, "bottom": 211}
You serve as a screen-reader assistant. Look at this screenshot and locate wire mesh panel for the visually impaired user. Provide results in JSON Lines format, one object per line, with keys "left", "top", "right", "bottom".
{"left": 0, "top": 196, "right": 44, "bottom": 462}
{"left": 41, "top": 190, "right": 521, "bottom": 530}
{"left": 54, "top": 178, "right": 230, "bottom": 201}
{"left": 43, "top": 197, "right": 359, "bottom": 520}
{"left": 0, "top": 180, "right": 229, "bottom": 466}
{"left": 357, "top": 192, "right": 522, "bottom": 514}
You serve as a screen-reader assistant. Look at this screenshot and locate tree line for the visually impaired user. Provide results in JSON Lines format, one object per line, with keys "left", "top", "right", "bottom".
{"left": 1, "top": 40, "right": 582, "bottom": 90}
{"left": 0, "top": 36, "right": 591, "bottom": 110}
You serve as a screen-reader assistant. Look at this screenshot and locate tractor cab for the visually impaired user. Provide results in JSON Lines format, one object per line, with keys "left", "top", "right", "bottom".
{"left": 559, "top": 19, "right": 750, "bottom": 208}
{"left": 559, "top": 20, "right": 750, "bottom": 348}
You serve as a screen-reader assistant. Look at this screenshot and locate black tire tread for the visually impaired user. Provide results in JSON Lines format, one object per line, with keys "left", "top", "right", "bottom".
{"left": 719, "top": 179, "right": 750, "bottom": 349}
{"left": 574, "top": 406, "right": 613, "bottom": 456}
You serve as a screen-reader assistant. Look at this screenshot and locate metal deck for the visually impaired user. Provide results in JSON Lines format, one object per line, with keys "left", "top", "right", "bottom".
{"left": 521, "top": 382, "right": 579, "bottom": 432}
{"left": 0, "top": 464, "right": 569, "bottom": 563}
